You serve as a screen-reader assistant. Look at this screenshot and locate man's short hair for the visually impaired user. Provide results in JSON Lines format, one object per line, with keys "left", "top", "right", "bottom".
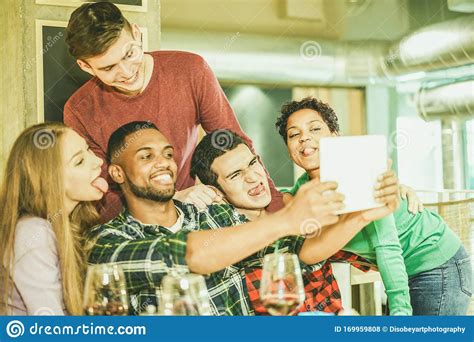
{"left": 107, "top": 121, "right": 158, "bottom": 164}
{"left": 191, "top": 130, "right": 249, "bottom": 190}
{"left": 66, "top": 1, "right": 133, "bottom": 60}
{"left": 275, "top": 97, "right": 340, "bottom": 144}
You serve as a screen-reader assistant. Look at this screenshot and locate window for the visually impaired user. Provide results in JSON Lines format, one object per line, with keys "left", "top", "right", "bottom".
{"left": 465, "top": 119, "right": 474, "bottom": 190}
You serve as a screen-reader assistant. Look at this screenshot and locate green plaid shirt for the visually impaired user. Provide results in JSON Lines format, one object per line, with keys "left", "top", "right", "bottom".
{"left": 87, "top": 200, "right": 320, "bottom": 315}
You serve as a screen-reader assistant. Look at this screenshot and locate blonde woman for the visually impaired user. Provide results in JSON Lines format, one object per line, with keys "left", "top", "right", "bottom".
{"left": 0, "top": 122, "right": 108, "bottom": 315}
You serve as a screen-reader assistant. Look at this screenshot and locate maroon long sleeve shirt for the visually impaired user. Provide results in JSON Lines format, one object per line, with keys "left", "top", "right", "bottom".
{"left": 64, "top": 51, "right": 283, "bottom": 222}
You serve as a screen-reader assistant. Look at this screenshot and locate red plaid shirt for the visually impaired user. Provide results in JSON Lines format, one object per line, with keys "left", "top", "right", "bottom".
{"left": 245, "top": 250, "right": 376, "bottom": 315}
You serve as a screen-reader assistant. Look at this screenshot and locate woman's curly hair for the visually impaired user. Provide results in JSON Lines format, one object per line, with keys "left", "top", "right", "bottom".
{"left": 275, "top": 97, "right": 340, "bottom": 144}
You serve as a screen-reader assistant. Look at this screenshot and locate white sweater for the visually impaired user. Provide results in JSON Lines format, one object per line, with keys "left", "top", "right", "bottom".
{"left": 8, "top": 216, "right": 66, "bottom": 315}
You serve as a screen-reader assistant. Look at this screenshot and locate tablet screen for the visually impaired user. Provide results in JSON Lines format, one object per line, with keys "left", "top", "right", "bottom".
{"left": 320, "top": 135, "right": 387, "bottom": 214}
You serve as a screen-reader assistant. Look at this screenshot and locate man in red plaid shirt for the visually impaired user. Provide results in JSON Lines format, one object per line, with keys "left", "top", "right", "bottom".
{"left": 190, "top": 130, "right": 402, "bottom": 314}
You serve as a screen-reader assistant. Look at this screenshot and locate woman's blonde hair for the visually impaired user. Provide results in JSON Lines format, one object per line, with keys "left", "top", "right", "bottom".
{"left": 0, "top": 122, "right": 100, "bottom": 315}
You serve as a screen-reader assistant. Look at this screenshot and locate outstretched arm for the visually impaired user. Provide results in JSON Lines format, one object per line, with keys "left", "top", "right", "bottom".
{"left": 299, "top": 169, "right": 400, "bottom": 264}
{"left": 89, "top": 181, "right": 344, "bottom": 286}
{"left": 187, "top": 181, "right": 344, "bottom": 274}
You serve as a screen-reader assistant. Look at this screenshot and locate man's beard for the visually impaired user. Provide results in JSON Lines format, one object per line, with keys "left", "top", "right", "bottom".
{"left": 125, "top": 175, "right": 175, "bottom": 202}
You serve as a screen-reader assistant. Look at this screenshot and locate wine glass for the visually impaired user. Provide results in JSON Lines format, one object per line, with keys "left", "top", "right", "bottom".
{"left": 158, "top": 273, "right": 212, "bottom": 316}
{"left": 260, "top": 253, "right": 305, "bottom": 316}
{"left": 83, "top": 264, "right": 129, "bottom": 316}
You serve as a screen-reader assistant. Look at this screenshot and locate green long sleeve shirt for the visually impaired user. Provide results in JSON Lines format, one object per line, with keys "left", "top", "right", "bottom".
{"left": 284, "top": 172, "right": 461, "bottom": 315}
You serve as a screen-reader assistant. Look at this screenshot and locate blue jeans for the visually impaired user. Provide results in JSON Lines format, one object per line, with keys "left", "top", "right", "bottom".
{"left": 408, "top": 246, "right": 472, "bottom": 315}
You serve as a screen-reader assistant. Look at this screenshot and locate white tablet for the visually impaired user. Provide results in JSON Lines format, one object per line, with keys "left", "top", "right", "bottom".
{"left": 319, "top": 135, "right": 387, "bottom": 214}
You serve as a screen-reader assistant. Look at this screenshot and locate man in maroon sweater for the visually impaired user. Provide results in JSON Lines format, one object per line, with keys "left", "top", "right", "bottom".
{"left": 64, "top": 2, "right": 283, "bottom": 222}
